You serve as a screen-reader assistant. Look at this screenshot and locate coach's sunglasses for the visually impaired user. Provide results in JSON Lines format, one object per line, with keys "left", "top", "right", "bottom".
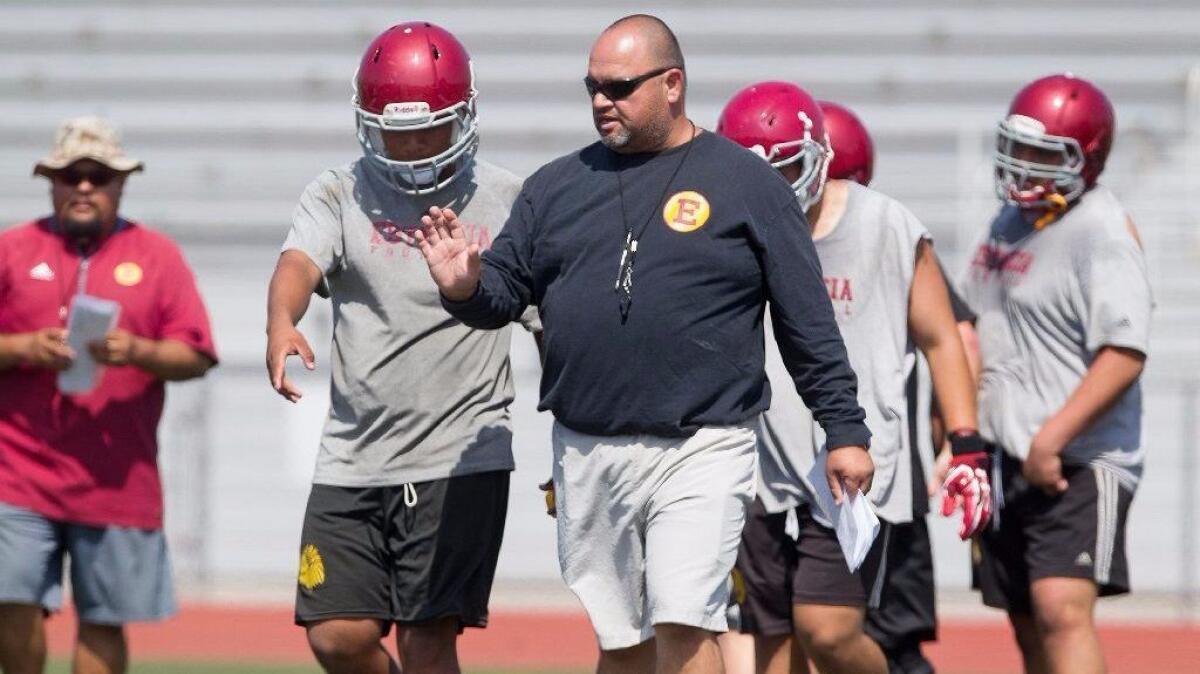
{"left": 55, "top": 165, "right": 120, "bottom": 188}
{"left": 584, "top": 65, "right": 682, "bottom": 101}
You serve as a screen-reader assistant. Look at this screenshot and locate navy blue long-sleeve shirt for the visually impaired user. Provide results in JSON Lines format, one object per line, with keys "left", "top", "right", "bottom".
{"left": 444, "top": 131, "right": 870, "bottom": 447}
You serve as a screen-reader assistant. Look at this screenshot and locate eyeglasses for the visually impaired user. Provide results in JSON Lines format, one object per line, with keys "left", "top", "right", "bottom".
{"left": 584, "top": 66, "right": 681, "bottom": 101}
{"left": 55, "top": 166, "right": 119, "bottom": 188}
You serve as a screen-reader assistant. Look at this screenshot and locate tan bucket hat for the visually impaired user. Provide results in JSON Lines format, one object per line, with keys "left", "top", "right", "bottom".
{"left": 33, "top": 116, "right": 144, "bottom": 177}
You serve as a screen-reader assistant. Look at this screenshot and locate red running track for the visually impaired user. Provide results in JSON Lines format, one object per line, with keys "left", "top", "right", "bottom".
{"left": 43, "top": 604, "right": 1200, "bottom": 672}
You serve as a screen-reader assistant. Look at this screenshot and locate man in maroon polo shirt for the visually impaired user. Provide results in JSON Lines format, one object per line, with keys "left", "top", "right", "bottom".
{"left": 0, "top": 117, "right": 217, "bottom": 674}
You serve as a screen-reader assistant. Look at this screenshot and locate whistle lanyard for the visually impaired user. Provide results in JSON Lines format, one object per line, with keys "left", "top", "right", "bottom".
{"left": 48, "top": 219, "right": 128, "bottom": 322}
{"left": 612, "top": 122, "right": 697, "bottom": 323}
{"left": 54, "top": 241, "right": 95, "bottom": 323}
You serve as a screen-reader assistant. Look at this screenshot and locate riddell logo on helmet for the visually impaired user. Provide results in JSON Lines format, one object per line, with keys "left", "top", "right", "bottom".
{"left": 1007, "top": 114, "right": 1047, "bottom": 135}
{"left": 383, "top": 102, "right": 432, "bottom": 123}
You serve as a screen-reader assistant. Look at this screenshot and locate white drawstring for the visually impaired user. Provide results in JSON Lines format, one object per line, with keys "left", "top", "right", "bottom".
{"left": 403, "top": 483, "right": 418, "bottom": 508}
{"left": 785, "top": 508, "right": 800, "bottom": 541}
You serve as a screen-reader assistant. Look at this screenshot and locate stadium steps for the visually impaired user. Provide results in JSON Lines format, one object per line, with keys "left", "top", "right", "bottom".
{"left": 3, "top": 0, "right": 1199, "bottom": 589}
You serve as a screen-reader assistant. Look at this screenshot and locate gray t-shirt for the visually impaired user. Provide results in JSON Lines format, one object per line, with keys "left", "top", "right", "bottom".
{"left": 283, "top": 158, "right": 538, "bottom": 486}
{"left": 959, "top": 185, "right": 1150, "bottom": 489}
{"left": 758, "top": 181, "right": 930, "bottom": 524}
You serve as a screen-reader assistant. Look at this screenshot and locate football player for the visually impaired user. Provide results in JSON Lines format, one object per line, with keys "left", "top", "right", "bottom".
{"left": 960, "top": 73, "right": 1150, "bottom": 674}
{"left": 265, "top": 22, "right": 539, "bottom": 674}
{"left": 819, "top": 99, "right": 982, "bottom": 674}
{"left": 719, "top": 83, "right": 986, "bottom": 674}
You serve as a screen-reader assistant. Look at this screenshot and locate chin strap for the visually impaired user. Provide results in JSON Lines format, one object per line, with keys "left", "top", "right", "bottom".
{"left": 1032, "top": 192, "right": 1069, "bottom": 230}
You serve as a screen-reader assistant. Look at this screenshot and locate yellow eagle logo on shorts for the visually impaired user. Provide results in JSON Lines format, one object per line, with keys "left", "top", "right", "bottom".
{"left": 730, "top": 568, "right": 748, "bottom": 605}
{"left": 298, "top": 544, "right": 326, "bottom": 591}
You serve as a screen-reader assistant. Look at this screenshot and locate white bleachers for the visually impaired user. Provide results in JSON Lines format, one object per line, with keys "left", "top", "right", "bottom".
{"left": 2, "top": 1, "right": 1198, "bottom": 610}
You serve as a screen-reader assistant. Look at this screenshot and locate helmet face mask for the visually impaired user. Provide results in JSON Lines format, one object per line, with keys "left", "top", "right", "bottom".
{"left": 354, "top": 87, "right": 479, "bottom": 195}
{"left": 352, "top": 22, "right": 480, "bottom": 196}
{"left": 994, "top": 114, "right": 1086, "bottom": 208}
{"left": 755, "top": 131, "right": 832, "bottom": 212}
{"left": 992, "top": 73, "right": 1115, "bottom": 211}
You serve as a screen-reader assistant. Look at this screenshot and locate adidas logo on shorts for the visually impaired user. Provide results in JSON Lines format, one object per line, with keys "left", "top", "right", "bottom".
{"left": 1075, "top": 551, "right": 1093, "bottom": 567}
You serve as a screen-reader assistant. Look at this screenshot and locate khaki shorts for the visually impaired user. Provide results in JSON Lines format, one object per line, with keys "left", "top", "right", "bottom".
{"left": 552, "top": 421, "right": 757, "bottom": 650}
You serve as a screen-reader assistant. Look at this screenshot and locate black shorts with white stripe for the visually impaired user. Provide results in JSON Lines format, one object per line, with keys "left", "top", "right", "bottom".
{"left": 972, "top": 450, "right": 1133, "bottom": 614}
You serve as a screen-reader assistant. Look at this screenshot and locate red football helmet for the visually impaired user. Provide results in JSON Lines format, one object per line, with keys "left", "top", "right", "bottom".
{"left": 717, "top": 81, "right": 832, "bottom": 210}
{"left": 353, "top": 22, "right": 478, "bottom": 195}
{"left": 994, "top": 73, "right": 1115, "bottom": 208}
{"left": 819, "top": 101, "right": 874, "bottom": 186}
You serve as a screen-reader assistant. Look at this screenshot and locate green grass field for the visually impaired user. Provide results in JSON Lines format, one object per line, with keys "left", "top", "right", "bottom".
{"left": 49, "top": 663, "right": 585, "bottom": 674}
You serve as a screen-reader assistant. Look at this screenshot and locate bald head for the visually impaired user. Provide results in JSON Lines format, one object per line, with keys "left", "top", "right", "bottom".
{"left": 597, "top": 14, "right": 685, "bottom": 72}
{"left": 587, "top": 14, "right": 691, "bottom": 153}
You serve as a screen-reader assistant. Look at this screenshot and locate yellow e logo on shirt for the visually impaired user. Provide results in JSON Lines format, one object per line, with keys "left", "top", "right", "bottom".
{"left": 663, "top": 191, "right": 711, "bottom": 233}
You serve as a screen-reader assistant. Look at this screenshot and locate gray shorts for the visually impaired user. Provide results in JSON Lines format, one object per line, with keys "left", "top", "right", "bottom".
{"left": 0, "top": 501, "right": 176, "bottom": 625}
{"left": 552, "top": 422, "right": 757, "bottom": 650}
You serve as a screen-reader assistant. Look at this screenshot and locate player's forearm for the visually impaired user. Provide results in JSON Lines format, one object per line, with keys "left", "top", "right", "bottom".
{"left": 0, "top": 333, "right": 32, "bottom": 370}
{"left": 910, "top": 244, "right": 977, "bottom": 431}
{"left": 129, "top": 337, "right": 215, "bottom": 381}
{"left": 930, "top": 410, "right": 947, "bottom": 455}
{"left": 958, "top": 321, "right": 982, "bottom": 388}
{"left": 267, "top": 253, "right": 320, "bottom": 331}
{"left": 923, "top": 332, "right": 978, "bottom": 433}
{"left": 1037, "top": 346, "right": 1145, "bottom": 451}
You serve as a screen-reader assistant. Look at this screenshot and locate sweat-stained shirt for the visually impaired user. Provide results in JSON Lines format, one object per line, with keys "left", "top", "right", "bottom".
{"left": 283, "top": 158, "right": 539, "bottom": 487}
{"left": 442, "top": 131, "right": 869, "bottom": 447}
{"left": 0, "top": 219, "right": 217, "bottom": 529}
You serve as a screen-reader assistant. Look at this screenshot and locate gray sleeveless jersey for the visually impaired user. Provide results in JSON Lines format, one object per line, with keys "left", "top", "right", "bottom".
{"left": 283, "top": 158, "right": 538, "bottom": 487}
{"left": 758, "top": 181, "right": 930, "bottom": 524}
{"left": 958, "top": 185, "right": 1150, "bottom": 489}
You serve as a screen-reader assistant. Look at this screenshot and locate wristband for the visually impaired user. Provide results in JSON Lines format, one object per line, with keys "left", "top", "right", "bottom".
{"left": 948, "top": 429, "right": 985, "bottom": 456}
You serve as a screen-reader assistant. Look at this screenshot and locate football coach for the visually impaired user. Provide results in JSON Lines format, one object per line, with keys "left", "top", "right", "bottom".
{"left": 414, "top": 14, "right": 872, "bottom": 674}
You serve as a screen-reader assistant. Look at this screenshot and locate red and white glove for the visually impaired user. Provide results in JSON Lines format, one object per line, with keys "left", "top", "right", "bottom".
{"left": 940, "top": 430, "right": 993, "bottom": 540}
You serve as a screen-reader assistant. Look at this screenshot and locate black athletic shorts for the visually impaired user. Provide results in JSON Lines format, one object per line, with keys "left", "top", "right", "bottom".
{"left": 865, "top": 517, "right": 937, "bottom": 651}
{"left": 294, "top": 470, "right": 509, "bottom": 632}
{"left": 972, "top": 450, "right": 1133, "bottom": 614}
{"left": 735, "top": 498, "right": 889, "bottom": 637}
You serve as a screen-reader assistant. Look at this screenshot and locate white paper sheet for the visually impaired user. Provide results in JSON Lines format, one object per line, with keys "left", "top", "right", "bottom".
{"left": 806, "top": 449, "right": 882, "bottom": 572}
{"left": 57, "top": 295, "right": 121, "bottom": 394}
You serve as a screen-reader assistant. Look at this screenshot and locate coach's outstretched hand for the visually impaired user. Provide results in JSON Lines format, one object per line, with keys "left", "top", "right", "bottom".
{"left": 826, "top": 445, "right": 874, "bottom": 504}
{"left": 414, "top": 206, "right": 481, "bottom": 302}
